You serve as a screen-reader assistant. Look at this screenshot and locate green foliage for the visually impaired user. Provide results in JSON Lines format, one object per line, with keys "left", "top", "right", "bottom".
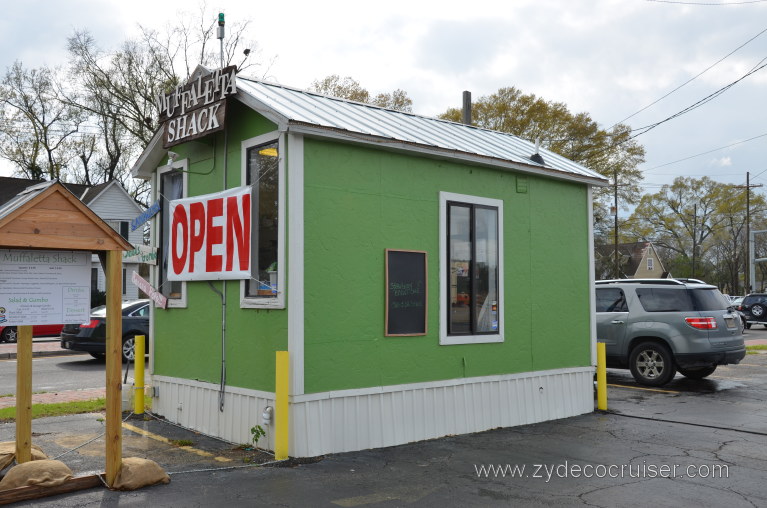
{"left": 439, "top": 86, "right": 644, "bottom": 233}
{"left": 625, "top": 176, "right": 767, "bottom": 293}
{"left": 250, "top": 424, "right": 266, "bottom": 444}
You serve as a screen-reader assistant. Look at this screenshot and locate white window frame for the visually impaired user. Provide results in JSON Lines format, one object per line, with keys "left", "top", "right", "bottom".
{"left": 154, "top": 159, "right": 188, "bottom": 308}
{"left": 439, "top": 191, "right": 504, "bottom": 345}
{"left": 240, "top": 131, "right": 286, "bottom": 309}
{"left": 647, "top": 257, "right": 654, "bottom": 271}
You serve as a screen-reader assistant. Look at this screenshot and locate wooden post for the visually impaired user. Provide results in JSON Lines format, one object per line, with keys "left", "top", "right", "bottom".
{"left": 105, "top": 250, "right": 123, "bottom": 487}
{"left": 15, "top": 325, "right": 33, "bottom": 463}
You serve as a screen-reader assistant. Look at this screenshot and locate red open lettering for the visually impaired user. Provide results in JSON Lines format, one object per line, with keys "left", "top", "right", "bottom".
{"left": 206, "top": 198, "right": 224, "bottom": 272}
{"left": 226, "top": 194, "right": 251, "bottom": 271}
{"left": 171, "top": 205, "right": 188, "bottom": 275}
{"left": 188, "top": 202, "right": 205, "bottom": 272}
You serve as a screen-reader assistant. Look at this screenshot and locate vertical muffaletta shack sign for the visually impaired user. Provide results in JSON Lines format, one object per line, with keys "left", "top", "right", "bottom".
{"left": 156, "top": 66, "right": 237, "bottom": 148}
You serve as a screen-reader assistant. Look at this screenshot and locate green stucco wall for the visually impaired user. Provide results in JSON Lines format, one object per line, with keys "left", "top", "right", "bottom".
{"left": 150, "top": 103, "right": 593, "bottom": 395}
{"left": 151, "top": 102, "right": 288, "bottom": 391}
{"left": 302, "top": 139, "right": 592, "bottom": 393}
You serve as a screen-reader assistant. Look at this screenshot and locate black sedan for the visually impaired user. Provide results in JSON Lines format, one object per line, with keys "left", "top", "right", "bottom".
{"left": 61, "top": 299, "right": 150, "bottom": 362}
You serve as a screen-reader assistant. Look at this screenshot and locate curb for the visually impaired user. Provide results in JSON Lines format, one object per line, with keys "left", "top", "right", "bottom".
{"left": 0, "top": 349, "right": 86, "bottom": 360}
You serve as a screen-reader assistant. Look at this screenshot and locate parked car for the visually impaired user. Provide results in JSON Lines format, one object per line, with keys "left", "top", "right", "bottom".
{"left": 729, "top": 296, "right": 747, "bottom": 328}
{"left": 60, "top": 299, "right": 150, "bottom": 362}
{"left": 596, "top": 279, "right": 746, "bottom": 386}
{"left": 0, "top": 323, "right": 65, "bottom": 343}
{"left": 737, "top": 293, "right": 767, "bottom": 329}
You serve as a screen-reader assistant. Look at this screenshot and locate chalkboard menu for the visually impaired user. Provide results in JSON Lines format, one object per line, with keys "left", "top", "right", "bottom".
{"left": 385, "top": 249, "right": 427, "bottom": 336}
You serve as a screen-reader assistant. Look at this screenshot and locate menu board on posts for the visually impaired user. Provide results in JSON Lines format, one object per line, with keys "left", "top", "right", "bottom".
{"left": 385, "top": 249, "right": 427, "bottom": 336}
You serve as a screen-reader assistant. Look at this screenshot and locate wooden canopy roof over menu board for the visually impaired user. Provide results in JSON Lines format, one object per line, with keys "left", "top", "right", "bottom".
{"left": 0, "top": 180, "right": 132, "bottom": 496}
{"left": 0, "top": 180, "right": 131, "bottom": 251}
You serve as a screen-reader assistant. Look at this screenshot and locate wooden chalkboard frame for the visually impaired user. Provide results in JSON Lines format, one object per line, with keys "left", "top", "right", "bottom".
{"left": 385, "top": 249, "right": 428, "bottom": 336}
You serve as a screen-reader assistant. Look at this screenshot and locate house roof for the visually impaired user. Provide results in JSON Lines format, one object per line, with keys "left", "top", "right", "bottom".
{"left": 0, "top": 180, "right": 132, "bottom": 252}
{"left": 0, "top": 177, "right": 142, "bottom": 214}
{"left": 0, "top": 177, "right": 91, "bottom": 207}
{"left": 132, "top": 75, "right": 609, "bottom": 186}
{"left": 596, "top": 242, "right": 665, "bottom": 277}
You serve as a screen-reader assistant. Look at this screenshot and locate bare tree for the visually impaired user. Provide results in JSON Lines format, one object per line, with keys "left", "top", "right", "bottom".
{"left": 0, "top": 62, "right": 84, "bottom": 180}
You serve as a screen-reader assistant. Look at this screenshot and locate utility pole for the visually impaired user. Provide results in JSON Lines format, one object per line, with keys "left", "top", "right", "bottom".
{"left": 735, "top": 172, "right": 763, "bottom": 293}
{"left": 613, "top": 167, "right": 619, "bottom": 279}
{"left": 692, "top": 203, "right": 697, "bottom": 277}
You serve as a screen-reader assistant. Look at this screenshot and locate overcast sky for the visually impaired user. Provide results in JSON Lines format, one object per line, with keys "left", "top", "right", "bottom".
{"left": 2, "top": 0, "right": 767, "bottom": 203}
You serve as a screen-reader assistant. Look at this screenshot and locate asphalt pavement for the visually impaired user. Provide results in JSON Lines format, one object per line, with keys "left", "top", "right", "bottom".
{"left": 0, "top": 336, "right": 766, "bottom": 506}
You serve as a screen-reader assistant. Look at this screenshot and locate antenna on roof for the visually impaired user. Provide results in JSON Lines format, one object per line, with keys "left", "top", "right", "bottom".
{"left": 217, "top": 13, "right": 225, "bottom": 68}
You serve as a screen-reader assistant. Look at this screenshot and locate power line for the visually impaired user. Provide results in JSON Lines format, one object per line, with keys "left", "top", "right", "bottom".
{"left": 611, "top": 26, "right": 767, "bottom": 128}
{"left": 629, "top": 59, "right": 767, "bottom": 139}
{"left": 647, "top": 0, "right": 767, "bottom": 4}
{"left": 642, "top": 133, "right": 767, "bottom": 172}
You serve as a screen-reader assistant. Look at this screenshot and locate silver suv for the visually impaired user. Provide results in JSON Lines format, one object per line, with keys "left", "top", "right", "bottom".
{"left": 596, "top": 279, "right": 746, "bottom": 386}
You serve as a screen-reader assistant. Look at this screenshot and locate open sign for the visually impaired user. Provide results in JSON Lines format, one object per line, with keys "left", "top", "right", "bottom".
{"left": 167, "top": 186, "right": 251, "bottom": 281}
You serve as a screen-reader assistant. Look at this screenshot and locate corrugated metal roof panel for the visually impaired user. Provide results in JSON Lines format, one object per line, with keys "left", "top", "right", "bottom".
{"left": 237, "top": 78, "right": 606, "bottom": 183}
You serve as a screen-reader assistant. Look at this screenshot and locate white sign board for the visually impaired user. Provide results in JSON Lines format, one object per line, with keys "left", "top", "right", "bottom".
{"left": 123, "top": 244, "right": 158, "bottom": 265}
{"left": 0, "top": 250, "right": 91, "bottom": 326}
{"left": 168, "top": 186, "right": 251, "bottom": 281}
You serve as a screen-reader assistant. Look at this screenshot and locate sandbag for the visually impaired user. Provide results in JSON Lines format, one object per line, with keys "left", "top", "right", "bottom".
{"left": 111, "top": 457, "right": 170, "bottom": 491}
{"left": 0, "top": 459, "right": 72, "bottom": 491}
{"left": 0, "top": 442, "right": 48, "bottom": 471}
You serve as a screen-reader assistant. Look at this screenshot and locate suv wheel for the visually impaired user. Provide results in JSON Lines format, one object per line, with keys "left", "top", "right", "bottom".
{"left": 751, "top": 303, "right": 766, "bottom": 318}
{"left": 677, "top": 365, "right": 716, "bottom": 380}
{"left": 629, "top": 342, "right": 676, "bottom": 386}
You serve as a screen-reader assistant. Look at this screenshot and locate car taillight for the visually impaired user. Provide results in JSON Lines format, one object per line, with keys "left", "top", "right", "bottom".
{"left": 685, "top": 317, "right": 718, "bottom": 330}
{"left": 80, "top": 319, "right": 100, "bottom": 328}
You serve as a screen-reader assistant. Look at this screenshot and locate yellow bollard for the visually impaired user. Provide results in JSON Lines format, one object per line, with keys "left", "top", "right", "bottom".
{"left": 597, "top": 342, "right": 607, "bottom": 410}
{"left": 275, "top": 351, "right": 289, "bottom": 460}
{"left": 134, "top": 335, "right": 145, "bottom": 415}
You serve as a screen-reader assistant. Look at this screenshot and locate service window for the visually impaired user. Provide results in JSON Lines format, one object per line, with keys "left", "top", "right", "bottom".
{"left": 440, "top": 192, "right": 504, "bottom": 345}
{"left": 240, "top": 133, "right": 284, "bottom": 308}
{"left": 157, "top": 160, "right": 187, "bottom": 307}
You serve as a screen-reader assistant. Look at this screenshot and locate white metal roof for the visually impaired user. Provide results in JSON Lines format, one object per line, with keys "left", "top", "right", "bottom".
{"left": 236, "top": 78, "right": 607, "bottom": 185}
{"left": 133, "top": 75, "right": 608, "bottom": 185}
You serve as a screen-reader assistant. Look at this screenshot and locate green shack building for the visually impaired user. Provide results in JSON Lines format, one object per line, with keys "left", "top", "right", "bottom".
{"left": 131, "top": 66, "right": 608, "bottom": 457}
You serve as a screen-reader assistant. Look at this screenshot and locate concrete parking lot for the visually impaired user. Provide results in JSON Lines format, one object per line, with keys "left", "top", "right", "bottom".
{"left": 1, "top": 337, "right": 766, "bottom": 506}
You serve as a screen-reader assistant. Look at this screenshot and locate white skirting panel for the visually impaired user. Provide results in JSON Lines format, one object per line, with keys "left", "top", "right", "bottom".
{"left": 151, "top": 367, "right": 595, "bottom": 457}
{"left": 152, "top": 375, "right": 277, "bottom": 450}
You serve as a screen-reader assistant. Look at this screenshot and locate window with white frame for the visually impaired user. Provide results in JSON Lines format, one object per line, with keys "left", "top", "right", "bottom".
{"left": 157, "top": 160, "right": 187, "bottom": 306}
{"left": 647, "top": 257, "right": 654, "bottom": 270}
{"left": 440, "top": 192, "right": 504, "bottom": 345}
{"left": 241, "top": 133, "right": 284, "bottom": 308}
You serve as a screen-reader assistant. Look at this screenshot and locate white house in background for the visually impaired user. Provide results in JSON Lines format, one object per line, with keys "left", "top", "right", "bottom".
{"left": 0, "top": 177, "right": 146, "bottom": 301}
{"left": 78, "top": 180, "right": 145, "bottom": 300}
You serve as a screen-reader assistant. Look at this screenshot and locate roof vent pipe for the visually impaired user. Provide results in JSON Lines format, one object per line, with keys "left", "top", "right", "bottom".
{"left": 529, "top": 136, "right": 545, "bottom": 165}
{"left": 462, "top": 91, "right": 472, "bottom": 125}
